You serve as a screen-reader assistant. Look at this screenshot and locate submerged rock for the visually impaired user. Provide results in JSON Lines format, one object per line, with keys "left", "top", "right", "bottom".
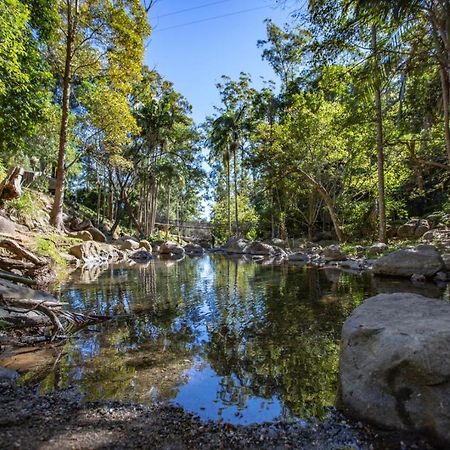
{"left": 339, "top": 292, "right": 450, "bottom": 447}
{"left": 373, "top": 244, "right": 443, "bottom": 277}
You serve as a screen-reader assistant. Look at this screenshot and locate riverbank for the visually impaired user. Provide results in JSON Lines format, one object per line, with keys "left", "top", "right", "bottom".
{"left": 0, "top": 381, "right": 435, "bottom": 450}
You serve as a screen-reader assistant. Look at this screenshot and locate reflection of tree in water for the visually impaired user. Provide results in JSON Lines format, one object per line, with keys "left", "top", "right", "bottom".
{"left": 40, "top": 259, "right": 207, "bottom": 402}
{"left": 205, "top": 258, "right": 373, "bottom": 418}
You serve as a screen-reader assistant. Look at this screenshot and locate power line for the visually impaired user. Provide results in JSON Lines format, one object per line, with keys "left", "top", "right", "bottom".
{"left": 153, "top": 0, "right": 236, "bottom": 19}
{"left": 153, "top": 5, "right": 272, "bottom": 32}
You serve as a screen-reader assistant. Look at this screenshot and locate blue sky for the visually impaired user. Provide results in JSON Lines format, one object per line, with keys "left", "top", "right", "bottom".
{"left": 145, "top": 0, "right": 304, "bottom": 124}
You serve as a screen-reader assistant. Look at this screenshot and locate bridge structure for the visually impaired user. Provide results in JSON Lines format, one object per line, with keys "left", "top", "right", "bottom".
{"left": 154, "top": 220, "right": 214, "bottom": 241}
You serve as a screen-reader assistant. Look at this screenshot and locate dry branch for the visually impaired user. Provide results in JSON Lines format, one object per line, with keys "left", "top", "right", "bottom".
{"left": 0, "top": 239, "right": 45, "bottom": 266}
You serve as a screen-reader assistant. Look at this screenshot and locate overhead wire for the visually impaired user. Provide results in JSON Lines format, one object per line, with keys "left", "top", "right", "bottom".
{"left": 153, "top": 5, "right": 272, "bottom": 32}
{"left": 153, "top": 0, "right": 237, "bottom": 19}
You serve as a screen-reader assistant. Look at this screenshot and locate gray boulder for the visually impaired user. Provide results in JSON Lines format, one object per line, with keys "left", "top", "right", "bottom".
{"left": 69, "top": 241, "right": 120, "bottom": 263}
{"left": 397, "top": 218, "right": 430, "bottom": 239}
{"left": 367, "top": 242, "right": 388, "bottom": 257}
{"left": 373, "top": 244, "right": 443, "bottom": 277}
{"left": 323, "top": 244, "right": 347, "bottom": 261}
{"left": 244, "top": 241, "right": 274, "bottom": 256}
{"left": 288, "top": 252, "right": 309, "bottom": 262}
{"left": 339, "top": 293, "right": 450, "bottom": 446}
{"left": 225, "top": 238, "right": 248, "bottom": 254}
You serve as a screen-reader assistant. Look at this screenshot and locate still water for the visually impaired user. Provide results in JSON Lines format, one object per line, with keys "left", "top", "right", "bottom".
{"left": 9, "top": 255, "right": 450, "bottom": 424}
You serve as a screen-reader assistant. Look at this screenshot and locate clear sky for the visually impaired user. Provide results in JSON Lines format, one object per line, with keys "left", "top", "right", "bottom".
{"left": 145, "top": 0, "right": 303, "bottom": 124}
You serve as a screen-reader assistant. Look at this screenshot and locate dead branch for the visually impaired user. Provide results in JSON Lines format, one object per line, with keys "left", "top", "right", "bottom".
{"left": 0, "top": 239, "right": 45, "bottom": 266}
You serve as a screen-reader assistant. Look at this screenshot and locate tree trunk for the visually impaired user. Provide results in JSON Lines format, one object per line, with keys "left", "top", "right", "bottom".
{"left": 50, "top": 4, "right": 75, "bottom": 230}
{"left": 233, "top": 151, "right": 239, "bottom": 235}
{"left": 440, "top": 66, "right": 450, "bottom": 164}
{"left": 372, "top": 25, "right": 387, "bottom": 243}
{"left": 226, "top": 160, "right": 231, "bottom": 237}
{"left": 298, "top": 169, "right": 345, "bottom": 243}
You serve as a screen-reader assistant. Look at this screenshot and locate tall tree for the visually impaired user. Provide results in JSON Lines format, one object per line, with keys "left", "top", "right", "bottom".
{"left": 49, "top": 0, "right": 149, "bottom": 229}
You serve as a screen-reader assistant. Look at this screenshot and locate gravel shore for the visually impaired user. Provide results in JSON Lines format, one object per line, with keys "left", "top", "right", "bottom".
{"left": 0, "top": 382, "right": 436, "bottom": 450}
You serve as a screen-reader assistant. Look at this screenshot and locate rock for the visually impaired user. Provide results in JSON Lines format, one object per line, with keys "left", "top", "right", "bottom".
{"left": 184, "top": 243, "right": 205, "bottom": 255}
{"left": 224, "top": 238, "right": 249, "bottom": 254}
{"left": 339, "top": 293, "right": 450, "bottom": 446}
{"left": 323, "top": 244, "right": 347, "bottom": 261}
{"left": 373, "top": 244, "right": 443, "bottom": 277}
{"left": 411, "top": 273, "right": 426, "bottom": 282}
{"left": 70, "top": 218, "right": 93, "bottom": 231}
{"left": 68, "top": 230, "right": 93, "bottom": 241}
{"left": 434, "top": 271, "right": 448, "bottom": 282}
{"left": 139, "top": 240, "right": 152, "bottom": 252}
{"left": 272, "top": 245, "right": 287, "bottom": 257}
{"left": 340, "top": 259, "right": 364, "bottom": 270}
{"left": 69, "top": 241, "right": 120, "bottom": 263}
{"left": 421, "top": 230, "right": 435, "bottom": 242}
{"left": 86, "top": 227, "right": 107, "bottom": 243}
{"left": 129, "top": 249, "right": 153, "bottom": 262}
{"left": 118, "top": 239, "right": 140, "bottom": 251}
{"left": 441, "top": 253, "right": 450, "bottom": 271}
{"left": 244, "top": 241, "right": 274, "bottom": 256}
{"left": 0, "top": 215, "right": 16, "bottom": 235}
{"left": 0, "top": 367, "right": 19, "bottom": 385}
{"left": 414, "top": 219, "right": 430, "bottom": 238}
{"left": 367, "top": 242, "right": 388, "bottom": 257}
{"left": 160, "top": 241, "right": 185, "bottom": 256}
{"left": 288, "top": 252, "right": 309, "bottom": 262}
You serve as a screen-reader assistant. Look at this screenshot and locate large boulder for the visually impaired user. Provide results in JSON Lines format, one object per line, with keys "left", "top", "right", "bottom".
{"left": 69, "top": 241, "right": 120, "bottom": 263}
{"left": 339, "top": 293, "right": 450, "bottom": 446}
{"left": 244, "top": 241, "right": 274, "bottom": 256}
{"left": 323, "top": 244, "right": 347, "bottom": 261}
{"left": 86, "top": 226, "right": 107, "bottom": 243}
{"left": 373, "top": 244, "right": 443, "bottom": 277}
{"left": 184, "top": 243, "right": 205, "bottom": 256}
{"left": 224, "top": 238, "right": 248, "bottom": 254}
{"left": 160, "top": 241, "right": 185, "bottom": 256}
{"left": 397, "top": 218, "right": 430, "bottom": 239}
{"left": 118, "top": 239, "right": 140, "bottom": 251}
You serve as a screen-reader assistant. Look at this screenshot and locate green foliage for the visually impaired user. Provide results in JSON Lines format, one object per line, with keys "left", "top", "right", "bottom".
{"left": 211, "top": 194, "right": 259, "bottom": 242}
{"left": 35, "top": 235, "right": 68, "bottom": 269}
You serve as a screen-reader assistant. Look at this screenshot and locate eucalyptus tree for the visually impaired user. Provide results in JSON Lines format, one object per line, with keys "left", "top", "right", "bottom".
{"left": 49, "top": 0, "right": 150, "bottom": 229}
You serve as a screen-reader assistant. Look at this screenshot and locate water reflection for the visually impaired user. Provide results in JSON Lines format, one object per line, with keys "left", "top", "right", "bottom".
{"left": 2, "top": 255, "right": 448, "bottom": 424}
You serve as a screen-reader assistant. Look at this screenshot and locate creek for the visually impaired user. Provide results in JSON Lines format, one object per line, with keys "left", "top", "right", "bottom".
{"left": 6, "top": 255, "right": 450, "bottom": 425}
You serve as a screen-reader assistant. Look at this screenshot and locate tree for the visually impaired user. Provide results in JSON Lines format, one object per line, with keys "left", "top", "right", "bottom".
{"left": 49, "top": 0, "right": 150, "bottom": 229}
